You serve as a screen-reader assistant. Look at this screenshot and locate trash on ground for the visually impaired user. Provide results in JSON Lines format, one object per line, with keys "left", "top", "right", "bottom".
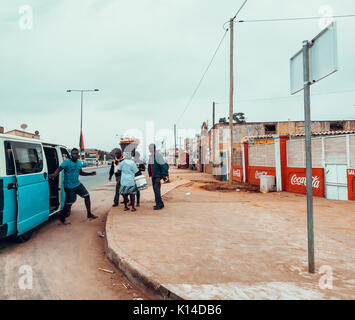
{"left": 98, "top": 267, "right": 114, "bottom": 274}
{"left": 236, "top": 188, "right": 241, "bottom": 192}
{"left": 97, "top": 231, "right": 105, "bottom": 238}
{"left": 122, "top": 282, "right": 133, "bottom": 289}
{"left": 185, "top": 192, "right": 191, "bottom": 196}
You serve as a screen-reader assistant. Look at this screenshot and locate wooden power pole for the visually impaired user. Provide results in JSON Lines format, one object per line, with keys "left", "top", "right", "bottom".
{"left": 228, "top": 18, "right": 234, "bottom": 184}
{"left": 212, "top": 101, "right": 216, "bottom": 164}
{"left": 174, "top": 124, "right": 177, "bottom": 166}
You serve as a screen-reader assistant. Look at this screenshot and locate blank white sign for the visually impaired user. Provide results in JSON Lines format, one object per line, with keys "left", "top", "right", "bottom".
{"left": 290, "top": 49, "right": 304, "bottom": 95}
{"left": 290, "top": 22, "right": 338, "bottom": 95}
{"left": 310, "top": 22, "right": 338, "bottom": 85}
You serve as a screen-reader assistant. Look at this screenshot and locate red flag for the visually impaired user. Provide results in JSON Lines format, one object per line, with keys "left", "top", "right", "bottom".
{"left": 79, "top": 130, "right": 85, "bottom": 152}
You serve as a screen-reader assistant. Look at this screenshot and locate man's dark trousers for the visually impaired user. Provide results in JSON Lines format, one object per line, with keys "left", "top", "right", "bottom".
{"left": 152, "top": 177, "right": 164, "bottom": 208}
{"left": 114, "top": 176, "right": 120, "bottom": 205}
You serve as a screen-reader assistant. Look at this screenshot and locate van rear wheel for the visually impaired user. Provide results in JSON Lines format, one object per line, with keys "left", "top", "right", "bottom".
{"left": 15, "top": 230, "right": 33, "bottom": 243}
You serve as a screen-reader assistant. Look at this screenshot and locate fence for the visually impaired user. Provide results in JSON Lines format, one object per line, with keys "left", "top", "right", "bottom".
{"left": 233, "top": 133, "right": 355, "bottom": 201}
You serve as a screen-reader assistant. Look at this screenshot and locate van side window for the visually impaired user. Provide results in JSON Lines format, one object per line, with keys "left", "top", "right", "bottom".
{"left": 11, "top": 142, "right": 44, "bottom": 175}
{"left": 61, "top": 148, "right": 70, "bottom": 161}
{"left": 4, "top": 142, "right": 15, "bottom": 175}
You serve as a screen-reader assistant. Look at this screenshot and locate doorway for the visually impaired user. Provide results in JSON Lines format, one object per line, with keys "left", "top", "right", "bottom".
{"left": 325, "top": 164, "right": 348, "bottom": 200}
{"left": 44, "top": 147, "right": 60, "bottom": 212}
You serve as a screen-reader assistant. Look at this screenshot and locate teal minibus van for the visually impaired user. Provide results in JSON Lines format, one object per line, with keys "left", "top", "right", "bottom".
{"left": 0, "top": 133, "right": 70, "bottom": 242}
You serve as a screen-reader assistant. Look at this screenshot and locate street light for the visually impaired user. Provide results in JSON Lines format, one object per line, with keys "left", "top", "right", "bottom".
{"left": 66, "top": 89, "right": 99, "bottom": 159}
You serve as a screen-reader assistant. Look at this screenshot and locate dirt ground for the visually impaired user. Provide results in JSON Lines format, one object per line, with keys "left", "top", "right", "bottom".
{"left": 108, "top": 168, "right": 355, "bottom": 299}
{"left": 0, "top": 183, "right": 153, "bottom": 300}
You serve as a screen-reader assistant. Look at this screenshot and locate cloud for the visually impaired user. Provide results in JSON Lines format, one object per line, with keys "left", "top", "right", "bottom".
{"left": 0, "top": 0, "right": 355, "bottom": 152}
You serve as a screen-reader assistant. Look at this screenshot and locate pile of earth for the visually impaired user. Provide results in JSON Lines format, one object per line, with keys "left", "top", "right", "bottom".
{"left": 196, "top": 181, "right": 259, "bottom": 193}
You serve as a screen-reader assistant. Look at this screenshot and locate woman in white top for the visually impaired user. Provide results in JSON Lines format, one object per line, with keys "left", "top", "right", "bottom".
{"left": 118, "top": 152, "right": 139, "bottom": 211}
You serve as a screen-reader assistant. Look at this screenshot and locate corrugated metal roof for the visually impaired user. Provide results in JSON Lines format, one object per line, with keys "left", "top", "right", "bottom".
{"left": 292, "top": 130, "right": 355, "bottom": 137}
{"left": 243, "top": 134, "right": 276, "bottom": 141}
{"left": 242, "top": 130, "right": 355, "bottom": 141}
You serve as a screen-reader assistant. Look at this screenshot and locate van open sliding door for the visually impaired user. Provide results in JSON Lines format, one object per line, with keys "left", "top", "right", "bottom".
{"left": 10, "top": 141, "right": 50, "bottom": 235}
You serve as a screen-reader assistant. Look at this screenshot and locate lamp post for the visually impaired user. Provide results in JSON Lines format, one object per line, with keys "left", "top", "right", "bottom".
{"left": 67, "top": 89, "right": 99, "bottom": 160}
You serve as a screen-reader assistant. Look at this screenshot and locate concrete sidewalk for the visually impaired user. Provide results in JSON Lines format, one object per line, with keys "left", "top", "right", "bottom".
{"left": 105, "top": 171, "right": 355, "bottom": 300}
{"left": 105, "top": 178, "right": 192, "bottom": 299}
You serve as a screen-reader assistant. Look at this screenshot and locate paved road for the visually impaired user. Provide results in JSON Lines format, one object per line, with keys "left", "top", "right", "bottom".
{"left": 0, "top": 182, "right": 152, "bottom": 300}
{"left": 80, "top": 166, "right": 111, "bottom": 191}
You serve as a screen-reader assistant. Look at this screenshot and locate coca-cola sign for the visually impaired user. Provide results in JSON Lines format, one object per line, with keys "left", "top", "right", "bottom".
{"left": 290, "top": 174, "right": 320, "bottom": 189}
{"left": 286, "top": 167, "right": 325, "bottom": 197}
{"left": 347, "top": 169, "right": 355, "bottom": 201}
{"left": 232, "top": 165, "right": 243, "bottom": 182}
{"left": 255, "top": 171, "right": 268, "bottom": 179}
{"left": 248, "top": 166, "right": 276, "bottom": 186}
{"left": 233, "top": 169, "right": 241, "bottom": 177}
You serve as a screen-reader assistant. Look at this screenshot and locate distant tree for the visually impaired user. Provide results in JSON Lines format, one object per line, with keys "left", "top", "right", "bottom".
{"left": 109, "top": 148, "right": 120, "bottom": 160}
{"left": 219, "top": 117, "right": 227, "bottom": 124}
{"left": 233, "top": 112, "right": 246, "bottom": 124}
{"left": 97, "top": 150, "right": 108, "bottom": 161}
{"left": 227, "top": 112, "right": 246, "bottom": 124}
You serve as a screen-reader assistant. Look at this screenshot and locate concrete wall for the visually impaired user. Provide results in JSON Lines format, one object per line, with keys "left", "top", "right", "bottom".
{"left": 213, "top": 121, "right": 355, "bottom": 145}
{"left": 204, "top": 163, "right": 213, "bottom": 174}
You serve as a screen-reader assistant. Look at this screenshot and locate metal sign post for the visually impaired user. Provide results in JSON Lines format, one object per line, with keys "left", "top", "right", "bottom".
{"left": 290, "top": 22, "right": 338, "bottom": 274}
{"left": 302, "top": 40, "right": 315, "bottom": 273}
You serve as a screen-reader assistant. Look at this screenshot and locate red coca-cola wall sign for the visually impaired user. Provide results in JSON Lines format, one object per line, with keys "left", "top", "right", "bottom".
{"left": 347, "top": 169, "right": 355, "bottom": 201}
{"left": 232, "top": 165, "right": 243, "bottom": 182}
{"left": 285, "top": 167, "right": 325, "bottom": 197}
{"left": 248, "top": 166, "right": 276, "bottom": 185}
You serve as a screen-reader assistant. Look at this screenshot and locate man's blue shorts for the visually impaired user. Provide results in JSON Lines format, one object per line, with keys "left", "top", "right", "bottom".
{"left": 64, "top": 183, "right": 89, "bottom": 205}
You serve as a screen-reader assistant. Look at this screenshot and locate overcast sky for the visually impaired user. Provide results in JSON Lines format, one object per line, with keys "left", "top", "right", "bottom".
{"left": 1, "top": 0, "right": 355, "bottom": 153}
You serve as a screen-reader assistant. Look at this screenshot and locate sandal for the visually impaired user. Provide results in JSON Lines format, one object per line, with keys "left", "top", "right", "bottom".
{"left": 131, "top": 208, "right": 136, "bottom": 212}
{"left": 124, "top": 207, "right": 129, "bottom": 211}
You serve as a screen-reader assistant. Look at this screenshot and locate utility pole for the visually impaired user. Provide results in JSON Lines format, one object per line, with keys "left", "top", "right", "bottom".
{"left": 80, "top": 91, "right": 83, "bottom": 158}
{"left": 67, "top": 89, "right": 99, "bottom": 160}
{"left": 174, "top": 124, "right": 177, "bottom": 166}
{"left": 229, "top": 18, "right": 234, "bottom": 184}
{"left": 212, "top": 101, "right": 216, "bottom": 164}
{"left": 303, "top": 40, "right": 315, "bottom": 273}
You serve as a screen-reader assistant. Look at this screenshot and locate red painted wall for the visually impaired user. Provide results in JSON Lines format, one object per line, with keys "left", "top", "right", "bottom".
{"left": 285, "top": 167, "right": 325, "bottom": 197}
{"left": 243, "top": 142, "right": 249, "bottom": 183}
{"left": 279, "top": 135, "right": 289, "bottom": 191}
{"left": 232, "top": 165, "right": 243, "bottom": 182}
{"left": 248, "top": 166, "right": 276, "bottom": 186}
{"left": 347, "top": 169, "right": 355, "bottom": 201}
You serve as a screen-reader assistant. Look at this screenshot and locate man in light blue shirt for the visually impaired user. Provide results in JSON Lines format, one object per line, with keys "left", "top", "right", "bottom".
{"left": 50, "top": 148, "right": 97, "bottom": 224}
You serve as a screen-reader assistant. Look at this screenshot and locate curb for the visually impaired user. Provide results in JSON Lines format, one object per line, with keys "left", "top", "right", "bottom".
{"left": 104, "top": 179, "right": 191, "bottom": 300}
{"left": 104, "top": 224, "right": 183, "bottom": 300}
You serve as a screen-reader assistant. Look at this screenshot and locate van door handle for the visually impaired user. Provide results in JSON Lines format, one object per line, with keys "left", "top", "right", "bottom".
{"left": 44, "top": 172, "right": 47, "bottom": 180}
{"left": 8, "top": 182, "right": 17, "bottom": 190}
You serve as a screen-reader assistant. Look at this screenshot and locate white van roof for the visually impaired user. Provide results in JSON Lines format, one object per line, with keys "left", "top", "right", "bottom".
{"left": 0, "top": 133, "right": 67, "bottom": 148}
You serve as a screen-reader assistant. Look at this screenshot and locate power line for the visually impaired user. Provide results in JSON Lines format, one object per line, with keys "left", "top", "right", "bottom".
{"left": 233, "top": 0, "right": 249, "bottom": 20}
{"left": 237, "top": 14, "right": 355, "bottom": 23}
{"left": 177, "top": 29, "right": 229, "bottom": 124}
{"left": 210, "top": 89, "right": 355, "bottom": 105}
{"left": 223, "top": 0, "right": 249, "bottom": 30}
{"left": 178, "top": 1, "right": 249, "bottom": 124}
